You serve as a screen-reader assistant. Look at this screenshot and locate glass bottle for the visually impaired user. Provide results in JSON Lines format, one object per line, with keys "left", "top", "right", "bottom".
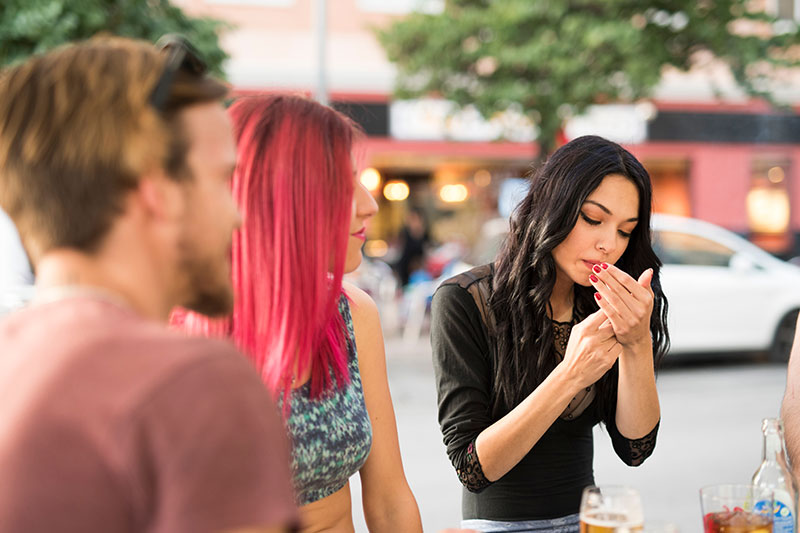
{"left": 753, "top": 418, "right": 798, "bottom": 533}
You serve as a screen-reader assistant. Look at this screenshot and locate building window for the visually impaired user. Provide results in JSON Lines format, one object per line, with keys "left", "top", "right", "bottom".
{"left": 654, "top": 231, "right": 734, "bottom": 267}
{"left": 647, "top": 159, "right": 692, "bottom": 218}
{"left": 747, "top": 157, "right": 792, "bottom": 254}
{"left": 356, "top": 0, "right": 443, "bottom": 15}
{"left": 769, "top": 0, "right": 800, "bottom": 20}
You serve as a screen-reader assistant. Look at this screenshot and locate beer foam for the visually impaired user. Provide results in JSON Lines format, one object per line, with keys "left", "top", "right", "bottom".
{"left": 581, "top": 510, "right": 644, "bottom": 529}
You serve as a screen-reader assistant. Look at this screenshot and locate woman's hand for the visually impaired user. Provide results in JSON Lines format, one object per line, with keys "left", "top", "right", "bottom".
{"left": 591, "top": 266, "right": 661, "bottom": 442}
{"left": 561, "top": 309, "right": 623, "bottom": 390}
{"left": 589, "top": 263, "right": 654, "bottom": 348}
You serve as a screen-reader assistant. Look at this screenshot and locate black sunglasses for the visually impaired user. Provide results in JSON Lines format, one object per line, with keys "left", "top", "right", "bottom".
{"left": 149, "top": 34, "right": 207, "bottom": 112}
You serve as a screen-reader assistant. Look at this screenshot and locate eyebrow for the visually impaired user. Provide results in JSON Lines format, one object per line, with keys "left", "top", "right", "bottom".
{"left": 584, "top": 200, "right": 639, "bottom": 222}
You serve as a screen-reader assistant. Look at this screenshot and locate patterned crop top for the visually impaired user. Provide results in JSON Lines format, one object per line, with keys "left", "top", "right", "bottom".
{"left": 277, "top": 295, "right": 373, "bottom": 506}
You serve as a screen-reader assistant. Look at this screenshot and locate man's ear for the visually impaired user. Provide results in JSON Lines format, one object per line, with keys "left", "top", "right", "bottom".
{"left": 135, "top": 169, "right": 184, "bottom": 221}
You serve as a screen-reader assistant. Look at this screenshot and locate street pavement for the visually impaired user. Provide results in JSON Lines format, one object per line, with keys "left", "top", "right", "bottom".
{"left": 349, "top": 335, "right": 790, "bottom": 533}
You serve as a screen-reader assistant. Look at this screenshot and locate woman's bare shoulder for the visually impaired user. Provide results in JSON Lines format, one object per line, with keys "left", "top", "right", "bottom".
{"left": 342, "top": 280, "right": 379, "bottom": 325}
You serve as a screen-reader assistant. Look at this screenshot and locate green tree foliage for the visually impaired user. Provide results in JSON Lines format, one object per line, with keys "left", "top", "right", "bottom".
{"left": 0, "top": 0, "right": 230, "bottom": 76}
{"left": 378, "top": 0, "right": 800, "bottom": 154}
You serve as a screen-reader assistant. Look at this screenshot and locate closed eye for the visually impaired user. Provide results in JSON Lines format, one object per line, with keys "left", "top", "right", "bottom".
{"left": 582, "top": 211, "right": 633, "bottom": 238}
{"left": 580, "top": 212, "right": 600, "bottom": 225}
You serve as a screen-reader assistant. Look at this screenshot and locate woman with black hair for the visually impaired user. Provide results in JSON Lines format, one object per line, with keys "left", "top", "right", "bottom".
{"left": 431, "top": 135, "right": 668, "bottom": 533}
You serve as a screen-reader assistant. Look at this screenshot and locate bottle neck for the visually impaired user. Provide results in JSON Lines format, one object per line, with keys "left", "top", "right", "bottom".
{"left": 763, "top": 431, "right": 786, "bottom": 462}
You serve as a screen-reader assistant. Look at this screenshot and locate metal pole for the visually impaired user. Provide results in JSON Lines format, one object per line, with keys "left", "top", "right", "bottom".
{"left": 314, "top": 0, "right": 328, "bottom": 106}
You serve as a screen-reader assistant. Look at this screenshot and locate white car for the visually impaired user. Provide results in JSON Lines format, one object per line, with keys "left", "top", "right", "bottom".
{"left": 0, "top": 285, "right": 34, "bottom": 317}
{"left": 654, "top": 214, "right": 800, "bottom": 362}
{"left": 0, "top": 208, "right": 34, "bottom": 317}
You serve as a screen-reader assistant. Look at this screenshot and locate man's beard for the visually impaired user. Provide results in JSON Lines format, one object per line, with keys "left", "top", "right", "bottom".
{"left": 176, "top": 233, "right": 233, "bottom": 318}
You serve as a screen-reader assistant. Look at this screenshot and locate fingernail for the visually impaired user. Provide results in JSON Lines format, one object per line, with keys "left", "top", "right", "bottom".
{"left": 592, "top": 265, "right": 602, "bottom": 274}
{"left": 594, "top": 293, "right": 601, "bottom": 301}
{"left": 601, "top": 263, "right": 609, "bottom": 270}
{"left": 589, "top": 274, "right": 598, "bottom": 283}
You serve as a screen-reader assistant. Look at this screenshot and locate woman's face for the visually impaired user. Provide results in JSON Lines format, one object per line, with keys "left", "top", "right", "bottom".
{"left": 551, "top": 173, "right": 640, "bottom": 287}
{"left": 345, "top": 173, "right": 378, "bottom": 274}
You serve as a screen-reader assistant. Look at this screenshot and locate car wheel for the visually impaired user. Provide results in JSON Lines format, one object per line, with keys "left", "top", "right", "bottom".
{"left": 769, "top": 310, "right": 799, "bottom": 363}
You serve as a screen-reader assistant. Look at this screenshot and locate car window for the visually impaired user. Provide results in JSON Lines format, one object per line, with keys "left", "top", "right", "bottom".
{"left": 653, "top": 230, "right": 735, "bottom": 267}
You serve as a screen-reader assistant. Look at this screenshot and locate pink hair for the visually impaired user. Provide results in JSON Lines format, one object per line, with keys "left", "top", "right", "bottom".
{"left": 176, "top": 94, "right": 357, "bottom": 402}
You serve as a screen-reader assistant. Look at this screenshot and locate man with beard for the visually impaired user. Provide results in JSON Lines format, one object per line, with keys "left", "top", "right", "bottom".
{"left": 0, "top": 37, "right": 297, "bottom": 532}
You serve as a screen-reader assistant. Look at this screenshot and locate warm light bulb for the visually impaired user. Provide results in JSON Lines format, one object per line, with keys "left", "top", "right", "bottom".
{"left": 364, "top": 239, "right": 388, "bottom": 257}
{"left": 474, "top": 169, "right": 492, "bottom": 187}
{"left": 747, "top": 187, "right": 789, "bottom": 233}
{"left": 360, "top": 167, "right": 381, "bottom": 191}
{"left": 768, "top": 166, "right": 785, "bottom": 184}
{"left": 383, "top": 180, "right": 410, "bottom": 202}
{"left": 440, "top": 184, "right": 469, "bottom": 203}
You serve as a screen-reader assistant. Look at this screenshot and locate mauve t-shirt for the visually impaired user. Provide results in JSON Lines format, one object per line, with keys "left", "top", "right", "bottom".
{"left": 0, "top": 295, "right": 298, "bottom": 532}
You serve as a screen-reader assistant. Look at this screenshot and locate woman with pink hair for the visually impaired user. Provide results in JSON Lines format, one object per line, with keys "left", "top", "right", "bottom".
{"left": 177, "top": 94, "right": 422, "bottom": 532}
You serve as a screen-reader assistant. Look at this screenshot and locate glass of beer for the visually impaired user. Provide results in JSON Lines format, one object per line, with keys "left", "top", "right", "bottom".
{"left": 699, "top": 484, "right": 774, "bottom": 533}
{"left": 580, "top": 485, "right": 644, "bottom": 533}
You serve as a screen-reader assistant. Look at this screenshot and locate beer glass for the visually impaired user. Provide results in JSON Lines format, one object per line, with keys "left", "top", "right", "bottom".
{"left": 580, "top": 486, "right": 644, "bottom": 533}
{"left": 699, "top": 484, "right": 774, "bottom": 533}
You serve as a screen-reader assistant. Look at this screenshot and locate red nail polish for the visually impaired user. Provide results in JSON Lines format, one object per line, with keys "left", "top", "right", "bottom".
{"left": 601, "top": 263, "right": 609, "bottom": 269}
{"left": 589, "top": 274, "right": 598, "bottom": 283}
{"left": 592, "top": 265, "right": 601, "bottom": 274}
{"left": 594, "top": 293, "right": 602, "bottom": 301}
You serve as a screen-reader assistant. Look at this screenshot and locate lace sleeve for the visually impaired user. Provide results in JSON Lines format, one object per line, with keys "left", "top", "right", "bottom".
{"left": 607, "top": 420, "right": 660, "bottom": 467}
{"left": 456, "top": 439, "right": 492, "bottom": 493}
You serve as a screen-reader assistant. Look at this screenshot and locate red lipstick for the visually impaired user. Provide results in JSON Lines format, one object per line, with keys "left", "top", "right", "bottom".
{"left": 351, "top": 227, "right": 366, "bottom": 241}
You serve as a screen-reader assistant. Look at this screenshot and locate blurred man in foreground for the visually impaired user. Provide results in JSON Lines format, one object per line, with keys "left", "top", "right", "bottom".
{"left": 0, "top": 37, "right": 297, "bottom": 532}
{"left": 782, "top": 314, "right": 800, "bottom": 476}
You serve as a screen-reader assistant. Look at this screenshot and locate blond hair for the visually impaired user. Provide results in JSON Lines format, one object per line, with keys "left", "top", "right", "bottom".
{"left": 0, "top": 36, "right": 227, "bottom": 260}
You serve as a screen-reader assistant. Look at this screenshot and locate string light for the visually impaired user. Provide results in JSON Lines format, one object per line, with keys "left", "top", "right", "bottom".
{"left": 360, "top": 167, "right": 381, "bottom": 191}
{"left": 383, "top": 180, "right": 410, "bottom": 202}
{"left": 440, "top": 184, "right": 469, "bottom": 203}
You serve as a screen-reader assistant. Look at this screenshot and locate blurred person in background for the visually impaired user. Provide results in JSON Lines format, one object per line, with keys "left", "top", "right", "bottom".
{"left": 176, "top": 94, "right": 423, "bottom": 533}
{"left": 431, "top": 136, "right": 668, "bottom": 532}
{"left": 0, "top": 37, "right": 298, "bottom": 532}
{"left": 395, "top": 206, "right": 432, "bottom": 287}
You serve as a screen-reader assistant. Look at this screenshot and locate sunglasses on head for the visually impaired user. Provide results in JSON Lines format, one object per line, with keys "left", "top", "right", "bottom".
{"left": 149, "top": 34, "right": 207, "bottom": 112}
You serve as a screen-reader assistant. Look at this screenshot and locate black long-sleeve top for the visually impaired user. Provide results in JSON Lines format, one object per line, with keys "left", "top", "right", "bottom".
{"left": 430, "top": 266, "right": 659, "bottom": 521}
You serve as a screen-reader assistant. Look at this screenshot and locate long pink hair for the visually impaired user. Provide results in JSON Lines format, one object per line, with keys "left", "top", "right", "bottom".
{"left": 175, "top": 94, "right": 357, "bottom": 401}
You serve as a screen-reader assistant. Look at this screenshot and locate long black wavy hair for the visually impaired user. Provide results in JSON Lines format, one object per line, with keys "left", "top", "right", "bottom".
{"left": 488, "top": 135, "right": 669, "bottom": 423}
